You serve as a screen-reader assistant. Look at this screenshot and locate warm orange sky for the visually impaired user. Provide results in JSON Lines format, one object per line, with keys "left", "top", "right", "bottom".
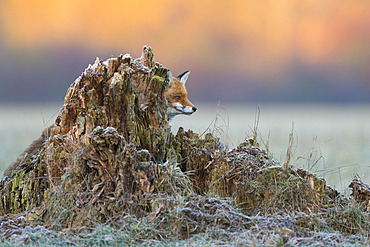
{"left": 1, "top": 0, "right": 370, "bottom": 76}
{"left": 0, "top": 0, "right": 369, "bottom": 102}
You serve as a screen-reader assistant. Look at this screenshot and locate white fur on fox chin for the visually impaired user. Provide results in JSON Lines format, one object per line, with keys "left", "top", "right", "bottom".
{"left": 167, "top": 103, "right": 195, "bottom": 123}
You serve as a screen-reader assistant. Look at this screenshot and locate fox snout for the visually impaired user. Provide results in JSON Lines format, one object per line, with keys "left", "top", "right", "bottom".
{"left": 172, "top": 103, "right": 197, "bottom": 115}
{"left": 188, "top": 106, "right": 197, "bottom": 114}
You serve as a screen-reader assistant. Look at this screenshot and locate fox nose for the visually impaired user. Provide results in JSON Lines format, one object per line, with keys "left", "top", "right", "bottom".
{"left": 192, "top": 107, "right": 197, "bottom": 112}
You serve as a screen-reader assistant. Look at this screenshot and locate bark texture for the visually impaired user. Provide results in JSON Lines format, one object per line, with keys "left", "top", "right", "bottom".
{"left": 0, "top": 46, "right": 172, "bottom": 218}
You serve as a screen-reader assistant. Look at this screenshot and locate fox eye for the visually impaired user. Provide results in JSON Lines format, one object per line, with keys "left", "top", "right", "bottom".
{"left": 175, "top": 96, "right": 181, "bottom": 100}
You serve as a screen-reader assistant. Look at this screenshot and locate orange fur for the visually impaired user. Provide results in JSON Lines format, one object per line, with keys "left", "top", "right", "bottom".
{"left": 164, "top": 78, "right": 194, "bottom": 108}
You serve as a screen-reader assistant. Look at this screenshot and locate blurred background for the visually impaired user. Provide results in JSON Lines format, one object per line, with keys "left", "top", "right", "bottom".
{"left": 0, "top": 0, "right": 369, "bottom": 191}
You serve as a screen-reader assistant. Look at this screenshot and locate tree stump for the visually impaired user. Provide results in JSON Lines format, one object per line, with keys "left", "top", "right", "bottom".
{"left": 0, "top": 46, "right": 175, "bottom": 220}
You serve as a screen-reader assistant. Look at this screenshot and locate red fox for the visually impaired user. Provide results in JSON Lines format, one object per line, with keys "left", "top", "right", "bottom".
{"left": 165, "top": 71, "right": 197, "bottom": 122}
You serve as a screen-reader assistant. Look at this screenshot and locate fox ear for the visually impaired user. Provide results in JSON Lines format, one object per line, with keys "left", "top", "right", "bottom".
{"left": 167, "top": 71, "right": 174, "bottom": 85}
{"left": 177, "top": 71, "right": 190, "bottom": 85}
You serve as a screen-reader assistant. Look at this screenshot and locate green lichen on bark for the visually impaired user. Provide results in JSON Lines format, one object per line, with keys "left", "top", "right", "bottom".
{"left": 0, "top": 46, "right": 171, "bottom": 217}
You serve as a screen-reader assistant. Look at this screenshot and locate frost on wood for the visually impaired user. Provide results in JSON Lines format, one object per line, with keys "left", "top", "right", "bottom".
{"left": 0, "top": 46, "right": 171, "bottom": 216}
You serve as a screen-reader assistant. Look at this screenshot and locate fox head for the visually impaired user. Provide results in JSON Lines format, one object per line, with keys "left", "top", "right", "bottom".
{"left": 164, "top": 71, "right": 197, "bottom": 122}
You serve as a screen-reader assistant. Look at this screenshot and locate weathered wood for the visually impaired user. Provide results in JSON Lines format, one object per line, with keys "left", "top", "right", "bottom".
{"left": 0, "top": 46, "right": 172, "bottom": 217}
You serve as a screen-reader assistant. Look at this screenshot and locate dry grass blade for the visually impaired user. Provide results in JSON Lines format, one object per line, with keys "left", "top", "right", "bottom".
{"left": 156, "top": 161, "right": 194, "bottom": 196}
{"left": 295, "top": 137, "right": 325, "bottom": 173}
{"left": 284, "top": 122, "right": 295, "bottom": 170}
{"left": 200, "top": 102, "right": 231, "bottom": 148}
{"left": 252, "top": 105, "right": 260, "bottom": 146}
